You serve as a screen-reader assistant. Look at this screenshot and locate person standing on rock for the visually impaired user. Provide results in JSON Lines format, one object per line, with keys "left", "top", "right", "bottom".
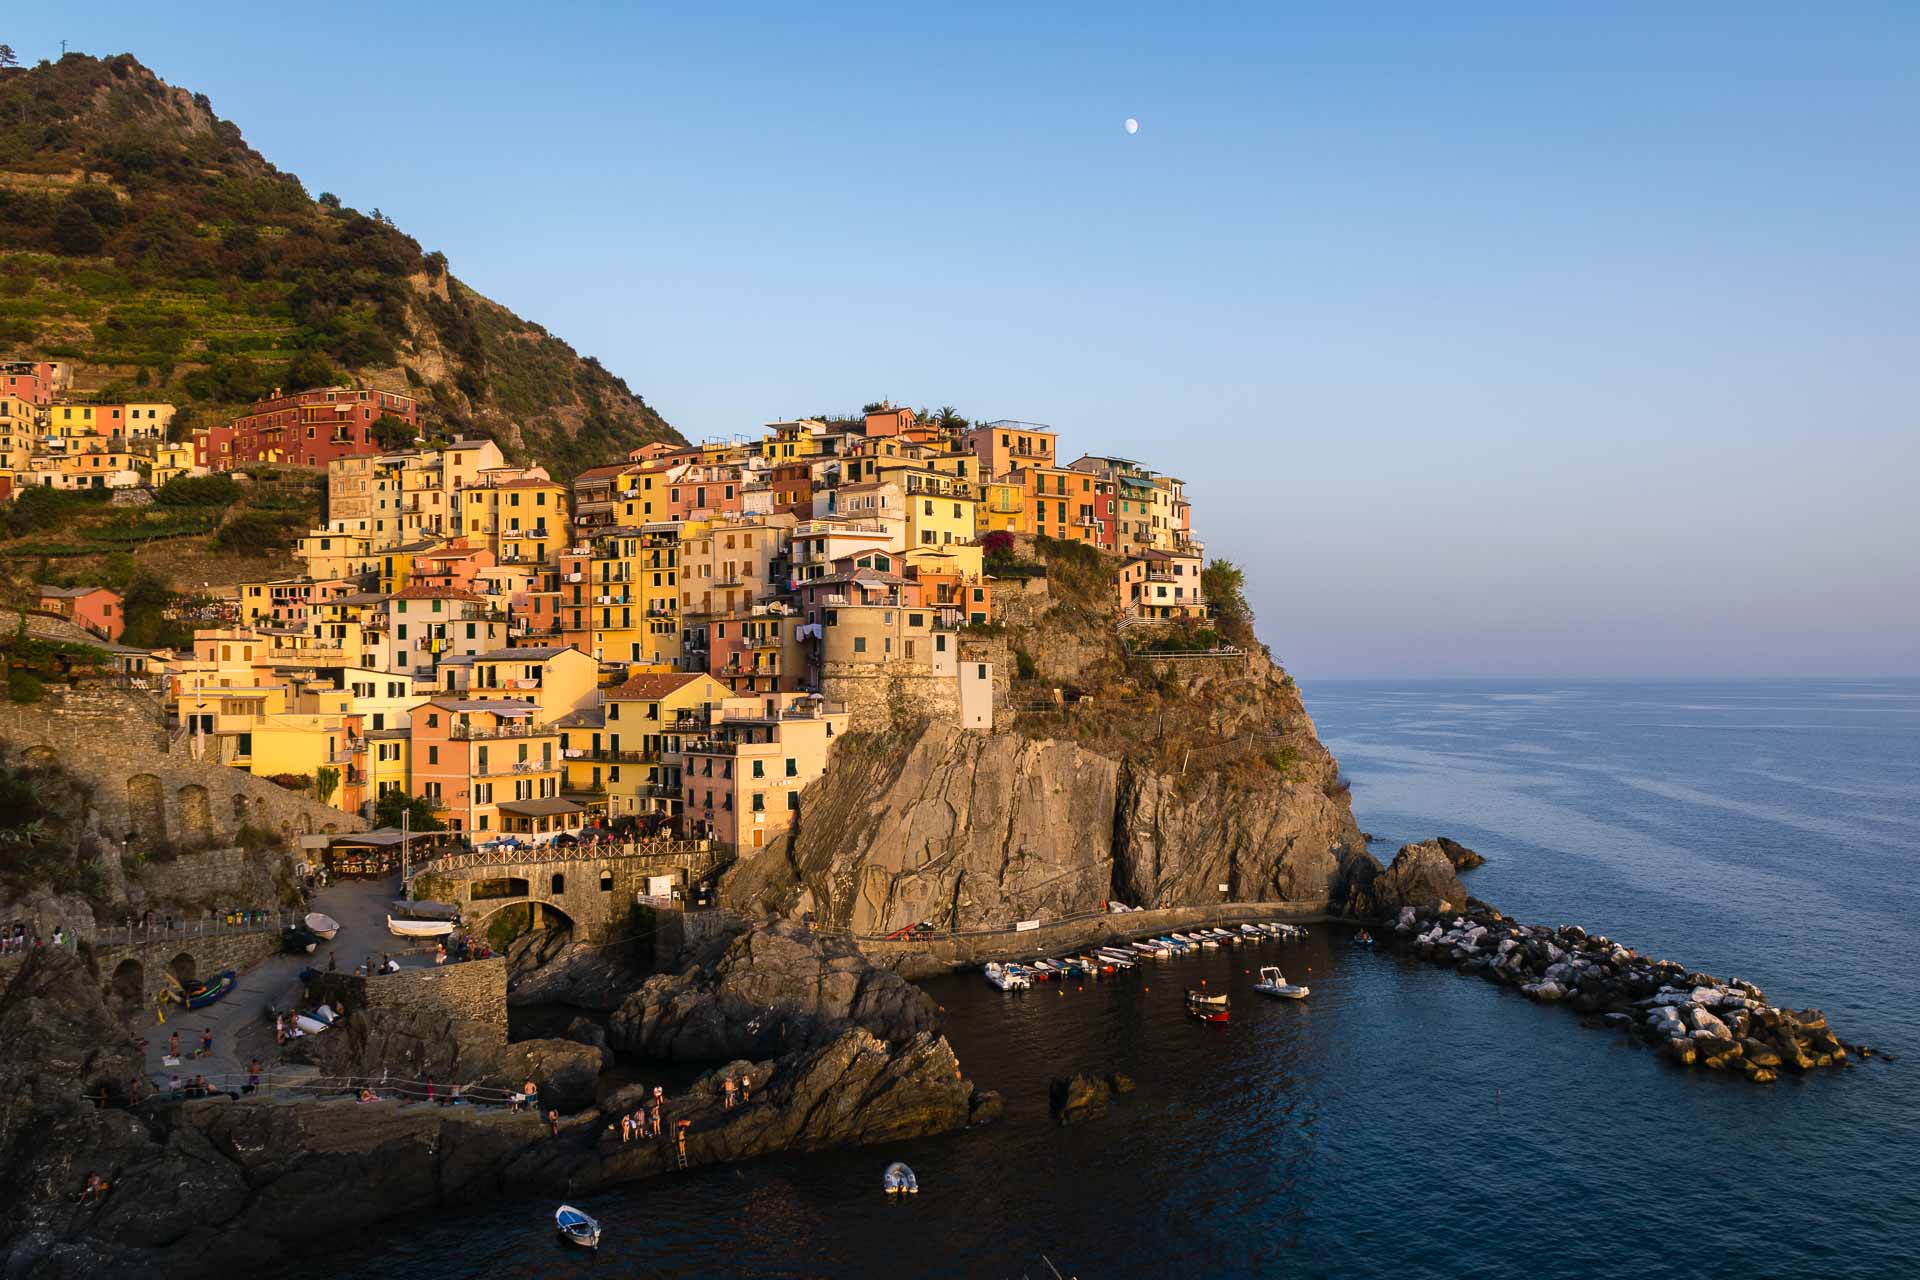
{"left": 523, "top": 1078, "right": 539, "bottom": 1115}
{"left": 722, "top": 1075, "right": 737, "bottom": 1110}
{"left": 739, "top": 1074, "right": 751, "bottom": 1104}
{"left": 650, "top": 1086, "right": 664, "bottom": 1137}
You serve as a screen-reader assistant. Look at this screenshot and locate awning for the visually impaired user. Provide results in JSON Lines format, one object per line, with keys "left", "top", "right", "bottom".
{"left": 497, "top": 797, "right": 585, "bottom": 818}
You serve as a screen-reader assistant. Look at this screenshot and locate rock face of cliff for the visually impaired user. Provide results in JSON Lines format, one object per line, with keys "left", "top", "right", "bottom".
{"left": 724, "top": 661, "right": 1367, "bottom": 934}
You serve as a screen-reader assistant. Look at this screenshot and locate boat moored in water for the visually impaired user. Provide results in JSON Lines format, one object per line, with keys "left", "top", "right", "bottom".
{"left": 985, "top": 962, "right": 1031, "bottom": 990}
{"left": 1254, "top": 966, "right": 1311, "bottom": 999}
{"left": 555, "top": 1204, "right": 601, "bottom": 1249}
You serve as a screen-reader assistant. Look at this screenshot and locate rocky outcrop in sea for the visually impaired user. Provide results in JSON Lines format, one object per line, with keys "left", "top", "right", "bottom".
{"left": 1387, "top": 904, "right": 1861, "bottom": 1084}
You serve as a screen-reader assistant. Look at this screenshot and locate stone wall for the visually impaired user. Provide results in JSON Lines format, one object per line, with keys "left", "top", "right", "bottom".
{"left": 0, "top": 689, "right": 364, "bottom": 847}
{"left": 88, "top": 928, "right": 282, "bottom": 1009}
{"left": 133, "top": 844, "right": 300, "bottom": 913}
{"left": 311, "top": 956, "right": 508, "bottom": 1051}
{"left": 822, "top": 661, "right": 962, "bottom": 731}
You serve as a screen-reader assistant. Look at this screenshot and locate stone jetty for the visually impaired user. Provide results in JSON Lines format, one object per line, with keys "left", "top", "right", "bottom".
{"left": 1389, "top": 904, "right": 1862, "bottom": 1084}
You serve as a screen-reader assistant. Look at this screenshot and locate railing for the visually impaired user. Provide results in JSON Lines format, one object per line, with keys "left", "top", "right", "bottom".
{"left": 449, "top": 722, "right": 539, "bottom": 740}
{"left": 76, "top": 908, "right": 307, "bottom": 950}
{"left": 410, "top": 835, "right": 720, "bottom": 876}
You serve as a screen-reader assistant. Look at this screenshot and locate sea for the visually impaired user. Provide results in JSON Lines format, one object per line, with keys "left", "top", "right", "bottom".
{"left": 327, "top": 679, "right": 1920, "bottom": 1279}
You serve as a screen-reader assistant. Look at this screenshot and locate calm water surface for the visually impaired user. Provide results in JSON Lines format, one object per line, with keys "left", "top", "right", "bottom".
{"left": 328, "top": 680, "right": 1919, "bottom": 1278}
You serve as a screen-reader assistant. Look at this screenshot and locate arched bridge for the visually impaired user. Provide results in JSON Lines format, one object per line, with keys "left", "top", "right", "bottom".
{"left": 405, "top": 836, "right": 729, "bottom": 941}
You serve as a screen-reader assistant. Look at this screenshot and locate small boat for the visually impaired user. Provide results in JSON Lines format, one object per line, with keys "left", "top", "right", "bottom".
{"left": 304, "top": 912, "right": 340, "bottom": 940}
{"left": 883, "top": 1162, "right": 920, "bottom": 1194}
{"left": 1241, "top": 923, "right": 1266, "bottom": 937}
{"left": 387, "top": 915, "right": 457, "bottom": 939}
{"left": 1186, "top": 988, "right": 1228, "bottom": 1007}
{"left": 1353, "top": 929, "right": 1375, "bottom": 948}
{"left": 1196, "top": 934, "right": 1221, "bottom": 949}
{"left": 1187, "top": 1002, "right": 1230, "bottom": 1023}
{"left": 555, "top": 1204, "right": 601, "bottom": 1249}
{"left": 1254, "top": 966, "right": 1311, "bottom": 999}
{"left": 293, "top": 1013, "right": 332, "bottom": 1034}
{"left": 168, "top": 970, "right": 236, "bottom": 1009}
{"left": 985, "top": 962, "right": 1030, "bottom": 991}
{"left": 1096, "top": 948, "right": 1136, "bottom": 967}
{"left": 1131, "top": 941, "right": 1167, "bottom": 957}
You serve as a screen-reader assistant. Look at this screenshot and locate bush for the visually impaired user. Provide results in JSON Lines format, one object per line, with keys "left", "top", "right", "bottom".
{"left": 7, "top": 671, "right": 46, "bottom": 703}
{"left": 1014, "top": 648, "right": 1037, "bottom": 681}
{"left": 213, "top": 509, "right": 302, "bottom": 553}
{"left": 154, "top": 473, "right": 242, "bottom": 507}
{"left": 51, "top": 203, "right": 104, "bottom": 255}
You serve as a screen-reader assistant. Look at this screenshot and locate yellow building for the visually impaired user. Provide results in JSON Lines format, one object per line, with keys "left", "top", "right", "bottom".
{"left": 150, "top": 441, "right": 199, "bottom": 487}
{"left": 977, "top": 478, "right": 1028, "bottom": 536}
{"left": 462, "top": 476, "right": 568, "bottom": 563}
{"left": 364, "top": 729, "right": 412, "bottom": 810}
{"left": 600, "top": 671, "right": 728, "bottom": 818}
{"left": 295, "top": 527, "right": 379, "bottom": 582}
{"left": 465, "top": 646, "right": 600, "bottom": 724}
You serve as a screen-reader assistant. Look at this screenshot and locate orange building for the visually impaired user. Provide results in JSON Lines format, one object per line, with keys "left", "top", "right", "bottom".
{"left": 408, "top": 698, "right": 575, "bottom": 840}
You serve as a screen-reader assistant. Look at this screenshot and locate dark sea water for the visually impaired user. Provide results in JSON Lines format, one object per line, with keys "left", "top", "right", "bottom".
{"left": 331, "top": 680, "right": 1919, "bottom": 1279}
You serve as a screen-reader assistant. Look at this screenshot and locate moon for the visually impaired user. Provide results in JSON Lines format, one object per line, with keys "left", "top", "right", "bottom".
{"left": 1124, "top": 118, "right": 1139, "bottom": 135}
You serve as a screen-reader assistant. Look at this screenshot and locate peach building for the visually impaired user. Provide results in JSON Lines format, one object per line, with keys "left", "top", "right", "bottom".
{"left": 677, "top": 692, "right": 848, "bottom": 850}
{"left": 409, "top": 698, "right": 574, "bottom": 840}
{"left": 38, "top": 585, "right": 124, "bottom": 641}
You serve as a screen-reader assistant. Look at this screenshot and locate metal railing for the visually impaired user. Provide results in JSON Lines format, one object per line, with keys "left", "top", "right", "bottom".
{"left": 410, "top": 835, "right": 718, "bottom": 876}
{"left": 79, "top": 908, "right": 307, "bottom": 949}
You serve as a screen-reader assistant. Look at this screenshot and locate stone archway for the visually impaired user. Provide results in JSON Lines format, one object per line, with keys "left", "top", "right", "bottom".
{"left": 127, "top": 774, "right": 166, "bottom": 842}
{"left": 469, "top": 898, "right": 576, "bottom": 951}
{"left": 167, "top": 952, "right": 196, "bottom": 986}
{"left": 177, "top": 784, "right": 211, "bottom": 837}
{"left": 111, "top": 958, "right": 145, "bottom": 1010}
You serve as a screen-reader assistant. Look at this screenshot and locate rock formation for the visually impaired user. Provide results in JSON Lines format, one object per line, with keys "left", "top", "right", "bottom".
{"left": 1386, "top": 905, "right": 1862, "bottom": 1085}
{"left": 609, "top": 918, "right": 940, "bottom": 1060}
{"left": 1337, "top": 839, "right": 1470, "bottom": 918}
{"left": 725, "top": 717, "right": 1366, "bottom": 935}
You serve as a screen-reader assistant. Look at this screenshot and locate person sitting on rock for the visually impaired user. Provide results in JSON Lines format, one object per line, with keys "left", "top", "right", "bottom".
{"left": 358, "top": 1087, "right": 380, "bottom": 1103}
{"left": 523, "top": 1078, "right": 539, "bottom": 1111}
{"left": 77, "top": 1172, "right": 105, "bottom": 1205}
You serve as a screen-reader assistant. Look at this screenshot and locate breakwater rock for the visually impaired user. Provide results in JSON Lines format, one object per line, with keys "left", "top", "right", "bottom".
{"left": 609, "top": 917, "right": 940, "bottom": 1060}
{"left": 1389, "top": 905, "right": 1858, "bottom": 1084}
{"left": 1338, "top": 839, "right": 1472, "bottom": 918}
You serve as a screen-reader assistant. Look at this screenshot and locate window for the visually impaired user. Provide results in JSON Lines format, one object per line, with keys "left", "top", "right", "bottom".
{"left": 752, "top": 759, "right": 765, "bottom": 779}
{"left": 427, "top": 746, "right": 438, "bottom": 765}
{"left": 787, "top": 791, "right": 799, "bottom": 811}
{"left": 551, "top": 874, "right": 565, "bottom": 895}
{"left": 853, "top": 636, "right": 866, "bottom": 654}
{"left": 600, "top": 871, "right": 613, "bottom": 892}
{"left": 751, "top": 792, "right": 765, "bottom": 813}
{"left": 785, "top": 757, "right": 798, "bottom": 777}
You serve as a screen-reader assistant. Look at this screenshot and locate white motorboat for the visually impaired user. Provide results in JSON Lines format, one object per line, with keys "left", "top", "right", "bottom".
{"left": 556, "top": 1204, "right": 601, "bottom": 1248}
{"left": 883, "top": 1162, "right": 920, "bottom": 1194}
{"left": 386, "top": 915, "right": 457, "bottom": 939}
{"left": 303, "top": 912, "right": 340, "bottom": 940}
{"left": 293, "top": 1013, "right": 331, "bottom": 1035}
{"left": 1254, "top": 966, "right": 1311, "bottom": 999}
{"left": 1096, "top": 948, "right": 1136, "bottom": 967}
{"left": 985, "top": 962, "right": 1031, "bottom": 991}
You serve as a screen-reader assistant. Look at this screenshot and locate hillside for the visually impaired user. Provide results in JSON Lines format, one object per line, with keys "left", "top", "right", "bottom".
{"left": 0, "top": 53, "right": 682, "bottom": 473}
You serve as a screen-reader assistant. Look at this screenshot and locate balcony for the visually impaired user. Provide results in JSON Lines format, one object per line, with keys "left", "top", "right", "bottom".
{"left": 449, "top": 721, "right": 539, "bottom": 740}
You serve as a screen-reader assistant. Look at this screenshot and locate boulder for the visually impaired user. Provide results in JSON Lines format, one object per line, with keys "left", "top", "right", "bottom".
{"left": 1049, "top": 1072, "right": 1112, "bottom": 1125}
{"left": 504, "top": 1038, "right": 605, "bottom": 1114}
{"left": 1434, "top": 837, "right": 1486, "bottom": 871}
{"left": 1357, "top": 842, "right": 1469, "bottom": 917}
{"left": 609, "top": 917, "right": 940, "bottom": 1061}
{"left": 968, "top": 1089, "right": 1005, "bottom": 1126}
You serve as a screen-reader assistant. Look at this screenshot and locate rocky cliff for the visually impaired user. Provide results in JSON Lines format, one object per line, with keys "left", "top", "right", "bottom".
{"left": 725, "top": 646, "right": 1367, "bottom": 934}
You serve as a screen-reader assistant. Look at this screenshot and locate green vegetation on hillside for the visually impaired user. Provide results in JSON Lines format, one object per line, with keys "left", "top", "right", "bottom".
{"left": 0, "top": 53, "right": 680, "bottom": 467}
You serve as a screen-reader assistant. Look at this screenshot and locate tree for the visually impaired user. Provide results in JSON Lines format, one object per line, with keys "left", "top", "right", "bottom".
{"left": 67, "top": 184, "right": 124, "bottom": 230}
{"left": 50, "top": 203, "right": 104, "bottom": 255}
{"left": 283, "top": 350, "right": 337, "bottom": 390}
{"left": 0, "top": 45, "right": 18, "bottom": 70}
{"left": 373, "top": 790, "right": 444, "bottom": 832}
{"left": 1203, "top": 558, "right": 1255, "bottom": 648}
{"left": 314, "top": 766, "right": 340, "bottom": 807}
{"left": 369, "top": 414, "right": 415, "bottom": 451}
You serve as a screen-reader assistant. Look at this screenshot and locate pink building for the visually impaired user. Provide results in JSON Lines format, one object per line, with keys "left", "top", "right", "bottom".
{"left": 678, "top": 693, "right": 849, "bottom": 850}
{"left": 38, "top": 585, "right": 124, "bottom": 642}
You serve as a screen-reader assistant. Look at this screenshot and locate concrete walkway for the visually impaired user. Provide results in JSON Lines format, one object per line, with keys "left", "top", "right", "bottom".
{"left": 136, "top": 876, "right": 451, "bottom": 1092}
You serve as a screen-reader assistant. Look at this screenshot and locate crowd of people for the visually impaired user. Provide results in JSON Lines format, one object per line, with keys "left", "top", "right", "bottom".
{"left": 1, "top": 923, "right": 61, "bottom": 954}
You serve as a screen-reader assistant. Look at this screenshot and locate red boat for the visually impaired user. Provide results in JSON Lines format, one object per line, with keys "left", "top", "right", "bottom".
{"left": 1188, "top": 1005, "right": 1230, "bottom": 1023}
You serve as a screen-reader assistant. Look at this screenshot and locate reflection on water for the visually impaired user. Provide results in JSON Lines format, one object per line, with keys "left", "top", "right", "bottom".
{"left": 323, "top": 680, "right": 1919, "bottom": 1280}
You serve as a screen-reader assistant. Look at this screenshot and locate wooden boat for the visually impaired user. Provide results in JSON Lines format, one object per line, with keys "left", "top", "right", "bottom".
{"left": 555, "top": 1204, "right": 601, "bottom": 1249}
{"left": 303, "top": 912, "right": 340, "bottom": 940}
{"left": 1187, "top": 1002, "right": 1230, "bottom": 1023}
{"left": 883, "top": 1161, "right": 920, "bottom": 1194}
{"left": 386, "top": 915, "right": 457, "bottom": 939}
{"left": 167, "top": 969, "right": 236, "bottom": 1009}
{"left": 1254, "top": 966, "right": 1311, "bottom": 999}
{"left": 1131, "top": 941, "right": 1167, "bottom": 957}
{"left": 1186, "top": 988, "right": 1228, "bottom": 1007}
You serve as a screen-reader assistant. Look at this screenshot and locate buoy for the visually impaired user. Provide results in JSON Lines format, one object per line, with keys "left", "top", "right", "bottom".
{"left": 1077, "top": 985, "right": 1084, "bottom": 992}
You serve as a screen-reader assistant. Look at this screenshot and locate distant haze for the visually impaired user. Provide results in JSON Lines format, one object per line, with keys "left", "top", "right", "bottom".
{"left": 15, "top": 4, "right": 1917, "bottom": 676}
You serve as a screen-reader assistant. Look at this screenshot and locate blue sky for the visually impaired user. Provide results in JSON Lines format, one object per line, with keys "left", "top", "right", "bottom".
{"left": 16, "top": 3, "right": 1919, "bottom": 677}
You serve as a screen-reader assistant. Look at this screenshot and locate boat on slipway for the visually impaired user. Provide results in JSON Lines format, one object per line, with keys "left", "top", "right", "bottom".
{"left": 387, "top": 899, "right": 462, "bottom": 939}
{"left": 304, "top": 912, "right": 340, "bottom": 940}
{"left": 168, "top": 969, "right": 236, "bottom": 1009}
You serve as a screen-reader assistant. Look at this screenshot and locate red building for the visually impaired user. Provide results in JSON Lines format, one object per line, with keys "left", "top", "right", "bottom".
{"left": 0, "top": 361, "right": 61, "bottom": 406}
{"left": 196, "top": 386, "right": 418, "bottom": 470}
